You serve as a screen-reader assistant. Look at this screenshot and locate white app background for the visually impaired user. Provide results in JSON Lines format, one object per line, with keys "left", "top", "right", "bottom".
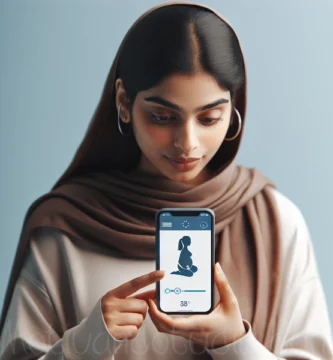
{"left": 159, "top": 229, "right": 211, "bottom": 312}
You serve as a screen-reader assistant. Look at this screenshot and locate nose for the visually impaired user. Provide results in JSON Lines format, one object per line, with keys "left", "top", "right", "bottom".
{"left": 172, "top": 121, "right": 200, "bottom": 154}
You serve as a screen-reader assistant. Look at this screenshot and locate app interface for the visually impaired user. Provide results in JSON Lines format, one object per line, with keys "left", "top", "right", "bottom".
{"left": 158, "top": 211, "right": 213, "bottom": 312}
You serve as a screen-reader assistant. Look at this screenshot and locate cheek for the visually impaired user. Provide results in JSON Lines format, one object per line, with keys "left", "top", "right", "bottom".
{"left": 212, "top": 130, "right": 226, "bottom": 145}
{"left": 204, "top": 123, "right": 229, "bottom": 149}
{"left": 145, "top": 126, "right": 168, "bottom": 144}
{"left": 134, "top": 115, "right": 170, "bottom": 148}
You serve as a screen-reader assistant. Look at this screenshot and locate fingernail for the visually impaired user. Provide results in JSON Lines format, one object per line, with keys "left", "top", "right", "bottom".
{"left": 216, "top": 262, "right": 222, "bottom": 273}
{"left": 155, "top": 270, "right": 165, "bottom": 277}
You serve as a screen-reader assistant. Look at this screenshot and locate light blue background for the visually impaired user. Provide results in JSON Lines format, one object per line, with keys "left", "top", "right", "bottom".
{"left": 1, "top": 0, "right": 332, "bottom": 327}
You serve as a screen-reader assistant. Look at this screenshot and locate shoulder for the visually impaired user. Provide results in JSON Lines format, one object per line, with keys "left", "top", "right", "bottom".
{"left": 267, "top": 187, "right": 318, "bottom": 284}
{"left": 267, "top": 186, "right": 310, "bottom": 243}
{"left": 27, "top": 226, "right": 110, "bottom": 271}
{"left": 29, "top": 227, "right": 74, "bottom": 254}
{"left": 22, "top": 227, "right": 80, "bottom": 281}
{"left": 22, "top": 227, "right": 72, "bottom": 276}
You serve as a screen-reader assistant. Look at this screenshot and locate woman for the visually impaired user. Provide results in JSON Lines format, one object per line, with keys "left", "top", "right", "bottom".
{"left": 0, "top": 2, "right": 332, "bottom": 359}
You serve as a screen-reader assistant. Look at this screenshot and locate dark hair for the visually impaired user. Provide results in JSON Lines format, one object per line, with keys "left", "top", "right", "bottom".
{"left": 117, "top": 5, "right": 245, "bottom": 106}
{"left": 52, "top": 4, "right": 246, "bottom": 189}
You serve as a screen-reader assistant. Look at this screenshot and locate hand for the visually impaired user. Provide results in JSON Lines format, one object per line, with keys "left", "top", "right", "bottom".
{"left": 101, "top": 269, "right": 165, "bottom": 341}
{"left": 148, "top": 262, "right": 246, "bottom": 349}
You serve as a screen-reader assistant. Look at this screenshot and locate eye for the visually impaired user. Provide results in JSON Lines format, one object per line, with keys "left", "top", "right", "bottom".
{"left": 150, "top": 113, "right": 177, "bottom": 124}
{"left": 149, "top": 112, "right": 223, "bottom": 126}
{"left": 199, "top": 109, "right": 223, "bottom": 125}
{"left": 200, "top": 117, "right": 223, "bottom": 125}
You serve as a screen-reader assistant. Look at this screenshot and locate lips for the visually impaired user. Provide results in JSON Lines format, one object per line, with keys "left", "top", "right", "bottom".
{"left": 165, "top": 156, "right": 201, "bottom": 172}
{"left": 167, "top": 157, "right": 201, "bottom": 163}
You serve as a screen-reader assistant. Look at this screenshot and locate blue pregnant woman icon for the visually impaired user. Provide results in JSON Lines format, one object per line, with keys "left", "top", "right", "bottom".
{"left": 170, "top": 235, "right": 198, "bottom": 277}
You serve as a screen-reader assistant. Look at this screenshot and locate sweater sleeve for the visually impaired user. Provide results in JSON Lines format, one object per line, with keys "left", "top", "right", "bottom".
{"left": 0, "top": 258, "right": 124, "bottom": 359}
{"left": 205, "top": 277, "right": 333, "bottom": 360}
{"left": 204, "top": 190, "right": 333, "bottom": 360}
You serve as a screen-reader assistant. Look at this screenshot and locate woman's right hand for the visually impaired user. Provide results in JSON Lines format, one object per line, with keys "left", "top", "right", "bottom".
{"left": 101, "top": 269, "right": 165, "bottom": 341}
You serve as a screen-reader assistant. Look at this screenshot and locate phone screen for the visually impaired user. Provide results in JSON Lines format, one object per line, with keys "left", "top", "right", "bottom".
{"left": 156, "top": 208, "right": 215, "bottom": 314}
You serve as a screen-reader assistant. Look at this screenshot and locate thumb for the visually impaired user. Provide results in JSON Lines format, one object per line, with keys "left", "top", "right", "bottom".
{"left": 214, "top": 262, "right": 237, "bottom": 309}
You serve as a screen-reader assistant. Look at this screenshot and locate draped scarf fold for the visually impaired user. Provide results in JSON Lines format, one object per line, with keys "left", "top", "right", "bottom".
{"left": 0, "top": 160, "right": 283, "bottom": 353}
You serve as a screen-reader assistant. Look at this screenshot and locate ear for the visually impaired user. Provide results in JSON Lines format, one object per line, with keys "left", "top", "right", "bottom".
{"left": 115, "top": 78, "right": 131, "bottom": 124}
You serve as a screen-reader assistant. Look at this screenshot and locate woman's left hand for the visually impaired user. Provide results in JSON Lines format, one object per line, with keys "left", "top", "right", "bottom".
{"left": 147, "top": 262, "right": 247, "bottom": 349}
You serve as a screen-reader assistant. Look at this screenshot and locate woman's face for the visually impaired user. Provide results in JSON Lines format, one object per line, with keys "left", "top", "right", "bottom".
{"left": 115, "top": 72, "right": 232, "bottom": 185}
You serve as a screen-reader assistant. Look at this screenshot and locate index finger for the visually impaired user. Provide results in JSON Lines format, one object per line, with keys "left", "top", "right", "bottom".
{"left": 111, "top": 270, "right": 165, "bottom": 298}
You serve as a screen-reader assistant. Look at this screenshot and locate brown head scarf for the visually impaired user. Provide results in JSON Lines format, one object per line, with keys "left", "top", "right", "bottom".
{"left": 0, "top": 1, "right": 282, "bottom": 354}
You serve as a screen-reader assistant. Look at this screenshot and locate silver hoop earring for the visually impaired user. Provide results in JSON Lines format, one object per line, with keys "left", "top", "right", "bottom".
{"left": 224, "top": 107, "right": 242, "bottom": 141}
{"left": 117, "top": 103, "right": 131, "bottom": 136}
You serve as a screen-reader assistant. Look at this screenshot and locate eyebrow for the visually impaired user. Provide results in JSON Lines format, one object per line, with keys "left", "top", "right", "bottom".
{"left": 144, "top": 96, "right": 229, "bottom": 112}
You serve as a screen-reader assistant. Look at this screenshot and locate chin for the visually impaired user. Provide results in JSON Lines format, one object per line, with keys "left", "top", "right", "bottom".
{"left": 147, "top": 156, "right": 207, "bottom": 183}
{"left": 162, "top": 167, "right": 205, "bottom": 183}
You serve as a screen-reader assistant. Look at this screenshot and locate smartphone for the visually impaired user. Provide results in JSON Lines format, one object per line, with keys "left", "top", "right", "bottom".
{"left": 155, "top": 208, "right": 215, "bottom": 315}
